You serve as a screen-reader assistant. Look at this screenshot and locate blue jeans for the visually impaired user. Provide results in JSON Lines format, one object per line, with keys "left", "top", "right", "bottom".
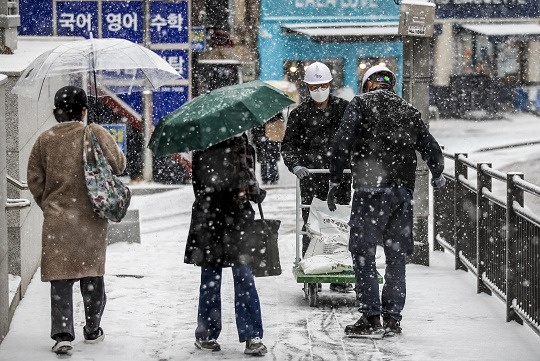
{"left": 349, "top": 187, "right": 413, "bottom": 321}
{"left": 196, "top": 265, "right": 263, "bottom": 343}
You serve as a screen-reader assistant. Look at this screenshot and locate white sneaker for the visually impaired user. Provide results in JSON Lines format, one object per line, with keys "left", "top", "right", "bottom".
{"left": 244, "top": 337, "right": 268, "bottom": 356}
{"left": 51, "top": 340, "right": 73, "bottom": 355}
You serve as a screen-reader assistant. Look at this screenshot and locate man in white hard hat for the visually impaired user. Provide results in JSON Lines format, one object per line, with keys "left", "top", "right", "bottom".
{"left": 328, "top": 65, "right": 445, "bottom": 337}
{"left": 281, "top": 61, "right": 352, "bottom": 293}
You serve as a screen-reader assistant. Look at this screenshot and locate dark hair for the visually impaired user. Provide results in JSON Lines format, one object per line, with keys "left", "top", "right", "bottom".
{"left": 53, "top": 86, "right": 88, "bottom": 123}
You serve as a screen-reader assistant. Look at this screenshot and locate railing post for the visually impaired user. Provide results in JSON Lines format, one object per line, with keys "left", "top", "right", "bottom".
{"left": 476, "top": 162, "right": 492, "bottom": 295}
{"left": 454, "top": 153, "right": 468, "bottom": 271}
{"left": 433, "top": 148, "right": 444, "bottom": 253}
{"left": 506, "top": 172, "right": 524, "bottom": 324}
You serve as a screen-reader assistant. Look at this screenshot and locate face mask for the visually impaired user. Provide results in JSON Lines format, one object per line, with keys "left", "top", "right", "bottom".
{"left": 309, "top": 87, "right": 330, "bottom": 103}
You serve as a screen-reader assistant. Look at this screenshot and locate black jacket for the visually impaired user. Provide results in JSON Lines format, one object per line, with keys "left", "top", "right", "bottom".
{"left": 281, "top": 95, "right": 350, "bottom": 171}
{"left": 185, "top": 135, "right": 258, "bottom": 268}
{"left": 330, "top": 89, "right": 444, "bottom": 190}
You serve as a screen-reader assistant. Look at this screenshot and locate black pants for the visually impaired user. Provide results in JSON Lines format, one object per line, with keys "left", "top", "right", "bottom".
{"left": 50, "top": 276, "right": 106, "bottom": 341}
{"left": 300, "top": 173, "right": 351, "bottom": 256}
{"left": 259, "top": 141, "right": 280, "bottom": 185}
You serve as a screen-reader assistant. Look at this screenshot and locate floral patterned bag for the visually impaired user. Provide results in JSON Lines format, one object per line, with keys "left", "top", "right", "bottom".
{"left": 83, "top": 126, "right": 131, "bottom": 222}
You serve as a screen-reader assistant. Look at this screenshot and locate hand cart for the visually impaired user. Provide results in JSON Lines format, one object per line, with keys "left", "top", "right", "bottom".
{"left": 293, "top": 169, "right": 382, "bottom": 307}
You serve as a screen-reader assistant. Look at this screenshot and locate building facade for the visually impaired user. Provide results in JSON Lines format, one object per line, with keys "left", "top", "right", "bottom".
{"left": 431, "top": 1, "right": 540, "bottom": 117}
{"left": 258, "top": 0, "right": 403, "bottom": 100}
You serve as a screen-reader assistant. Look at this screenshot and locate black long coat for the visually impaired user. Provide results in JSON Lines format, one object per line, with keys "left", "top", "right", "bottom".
{"left": 330, "top": 89, "right": 444, "bottom": 190}
{"left": 184, "top": 135, "right": 257, "bottom": 268}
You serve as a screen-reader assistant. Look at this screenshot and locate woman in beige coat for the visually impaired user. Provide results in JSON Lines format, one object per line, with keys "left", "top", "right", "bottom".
{"left": 27, "top": 86, "right": 126, "bottom": 355}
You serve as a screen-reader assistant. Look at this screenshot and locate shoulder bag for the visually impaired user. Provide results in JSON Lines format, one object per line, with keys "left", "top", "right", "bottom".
{"left": 83, "top": 126, "right": 131, "bottom": 222}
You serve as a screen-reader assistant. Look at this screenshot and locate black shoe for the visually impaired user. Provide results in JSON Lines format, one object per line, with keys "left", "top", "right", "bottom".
{"left": 344, "top": 315, "right": 384, "bottom": 338}
{"left": 195, "top": 339, "right": 221, "bottom": 352}
{"left": 83, "top": 326, "right": 105, "bottom": 344}
{"left": 244, "top": 337, "right": 268, "bottom": 356}
{"left": 383, "top": 317, "right": 402, "bottom": 336}
{"left": 329, "top": 283, "right": 353, "bottom": 293}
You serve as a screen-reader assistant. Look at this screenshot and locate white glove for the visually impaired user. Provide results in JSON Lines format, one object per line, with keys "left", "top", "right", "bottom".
{"left": 293, "top": 165, "right": 310, "bottom": 179}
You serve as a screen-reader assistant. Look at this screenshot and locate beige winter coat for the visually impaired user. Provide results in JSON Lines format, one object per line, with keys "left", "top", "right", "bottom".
{"left": 27, "top": 122, "right": 126, "bottom": 281}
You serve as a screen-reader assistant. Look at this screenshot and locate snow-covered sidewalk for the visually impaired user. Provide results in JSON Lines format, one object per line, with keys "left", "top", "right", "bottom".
{"left": 2, "top": 183, "right": 540, "bottom": 360}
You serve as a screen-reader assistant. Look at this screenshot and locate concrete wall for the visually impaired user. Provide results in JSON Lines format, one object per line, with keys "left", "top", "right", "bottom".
{"left": 0, "top": 37, "right": 94, "bottom": 343}
{"left": 0, "top": 74, "right": 9, "bottom": 342}
{"left": 5, "top": 74, "right": 50, "bottom": 301}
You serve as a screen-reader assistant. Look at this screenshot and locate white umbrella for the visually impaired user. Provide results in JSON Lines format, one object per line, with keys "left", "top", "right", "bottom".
{"left": 12, "top": 37, "right": 181, "bottom": 99}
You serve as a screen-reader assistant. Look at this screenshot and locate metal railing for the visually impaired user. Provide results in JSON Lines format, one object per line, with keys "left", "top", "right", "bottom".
{"left": 6, "top": 174, "right": 31, "bottom": 209}
{"left": 434, "top": 151, "right": 540, "bottom": 337}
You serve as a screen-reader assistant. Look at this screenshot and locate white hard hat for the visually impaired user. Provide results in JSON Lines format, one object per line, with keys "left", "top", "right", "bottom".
{"left": 304, "top": 62, "right": 333, "bottom": 84}
{"left": 361, "top": 65, "right": 397, "bottom": 93}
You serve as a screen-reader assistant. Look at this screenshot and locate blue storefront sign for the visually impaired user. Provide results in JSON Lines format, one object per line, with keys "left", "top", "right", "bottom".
{"left": 103, "top": 124, "right": 127, "bottom": 154}
{"left": 152, "top": 86, "right": 189, "bottom": 124}
{"left": 262, "top": 0, "right": 397, "bottom": 19}
{"left": 117, "top": 85, "right": 189, "bottom": 126}
{"left": 191, "top": 27, "right": 206, "bottom": 52}
{"left": 154, "top": 49, "right": 189, "bottom": 80}
{"left": 19, "top": 0, "right": 52, "bottom": 35}
{"left": 56, "top": 1, "right": 98, "bottom": 37}
{"left": 150, "top": 0, "right": 189, "bottom": 44}
{"left": 102, "top": 1, "right": 143, "bottom": 43}
{"left": 434, "top": 0, "right": 540, "bottom": 19}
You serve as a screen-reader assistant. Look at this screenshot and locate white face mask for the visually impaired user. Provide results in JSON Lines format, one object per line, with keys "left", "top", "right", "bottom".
{"left": 309, "top": 87, "right": 330, "bottom": 103}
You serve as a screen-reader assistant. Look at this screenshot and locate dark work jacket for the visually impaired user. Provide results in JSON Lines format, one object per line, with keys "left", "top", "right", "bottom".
{"left": 330, "top": 89, "right": 444, "bottom": 190}
{"left": 281, "top": 95, "right": 352, "bottom": 204}
{"left": 281, "top": 95, "right": 350, "bottom": 171}
{"left": 184, "top": 135, "right": 258, "bottom": 268}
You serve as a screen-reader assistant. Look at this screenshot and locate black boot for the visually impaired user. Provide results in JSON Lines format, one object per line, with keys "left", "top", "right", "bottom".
{"left": 344, "top": 315, "right": 384, "bottom": 338}
{"left": 383, "top": 317, "right": 402, "bottom": 336}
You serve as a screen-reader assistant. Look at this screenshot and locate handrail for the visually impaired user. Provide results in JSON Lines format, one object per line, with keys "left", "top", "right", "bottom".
{"left": 456, "top": 153, "right": 477, "bottom": 169}
{"left": 5, "top": 198, "right": 31, "bottom": 209}
{"left": 513, "top": 176, "right": 540, "bottom": 197}
{"left": 480, "top": 164, "right": 506, "bottom": 182}
{"left": 442, "top": 149, "right": 454, "bottom": 159}
{"left": 6, "top": 175, "right": 28, "bottom": 190}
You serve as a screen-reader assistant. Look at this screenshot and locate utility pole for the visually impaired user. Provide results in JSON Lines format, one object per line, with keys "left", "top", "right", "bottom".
{"left": 142, "top": 0, "right": 153, "bottom": 181}
{"left": 399, "top": 1, "right": 436, "bottom": 266}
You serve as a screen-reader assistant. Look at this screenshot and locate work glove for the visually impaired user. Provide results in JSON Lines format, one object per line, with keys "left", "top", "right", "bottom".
{"left": 327, "top": 182, "right": 339, "bottom": 212}
{"left": 250, "top": 188, "right": 267, "bottom": 204}
{"left": 431, "top": 175, "right": 446, "bottom": 188}
{"left": 293, "top": 165, "right": 310, "bottom": 180}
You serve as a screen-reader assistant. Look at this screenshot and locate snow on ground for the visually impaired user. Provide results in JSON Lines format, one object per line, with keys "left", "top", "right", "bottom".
{"left": 2, "top": 112, "right": 540, "bottom": 360}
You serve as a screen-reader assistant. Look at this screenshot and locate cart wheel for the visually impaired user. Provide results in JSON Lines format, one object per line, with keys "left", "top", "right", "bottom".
{"left": 308, "top": 283, "right": 318, "bottom": 307}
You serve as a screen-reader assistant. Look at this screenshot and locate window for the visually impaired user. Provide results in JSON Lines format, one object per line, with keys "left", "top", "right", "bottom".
{"left": 496, "top": 40, "right": 520, "bottom": 82}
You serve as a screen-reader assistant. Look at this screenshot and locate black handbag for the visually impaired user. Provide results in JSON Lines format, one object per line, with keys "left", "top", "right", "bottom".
{"left": 242, "top": 202, "right": 282, "bottom": 277}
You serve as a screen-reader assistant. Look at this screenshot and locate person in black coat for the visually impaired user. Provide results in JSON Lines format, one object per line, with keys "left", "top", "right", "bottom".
{"left": 185, "top": 133, "right": 268, "bottom": 356}
{"left": 328, "top": 65, "right": 445, "bottom": 338}
{"left": 251, "top": 113, "right": 282, "bottom": 185}
{"left": 281, "top": 61, "right": 353, "bottom": 293}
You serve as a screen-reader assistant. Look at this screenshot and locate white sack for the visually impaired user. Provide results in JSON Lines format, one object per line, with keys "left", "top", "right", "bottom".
{"left": 300, "top": 198, "right": 354, "bottom": 274}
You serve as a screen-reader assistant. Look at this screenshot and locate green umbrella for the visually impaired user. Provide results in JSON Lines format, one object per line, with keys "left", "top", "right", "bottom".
{"left": 149, "top": 80, "right": 295, "bottom": 156}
